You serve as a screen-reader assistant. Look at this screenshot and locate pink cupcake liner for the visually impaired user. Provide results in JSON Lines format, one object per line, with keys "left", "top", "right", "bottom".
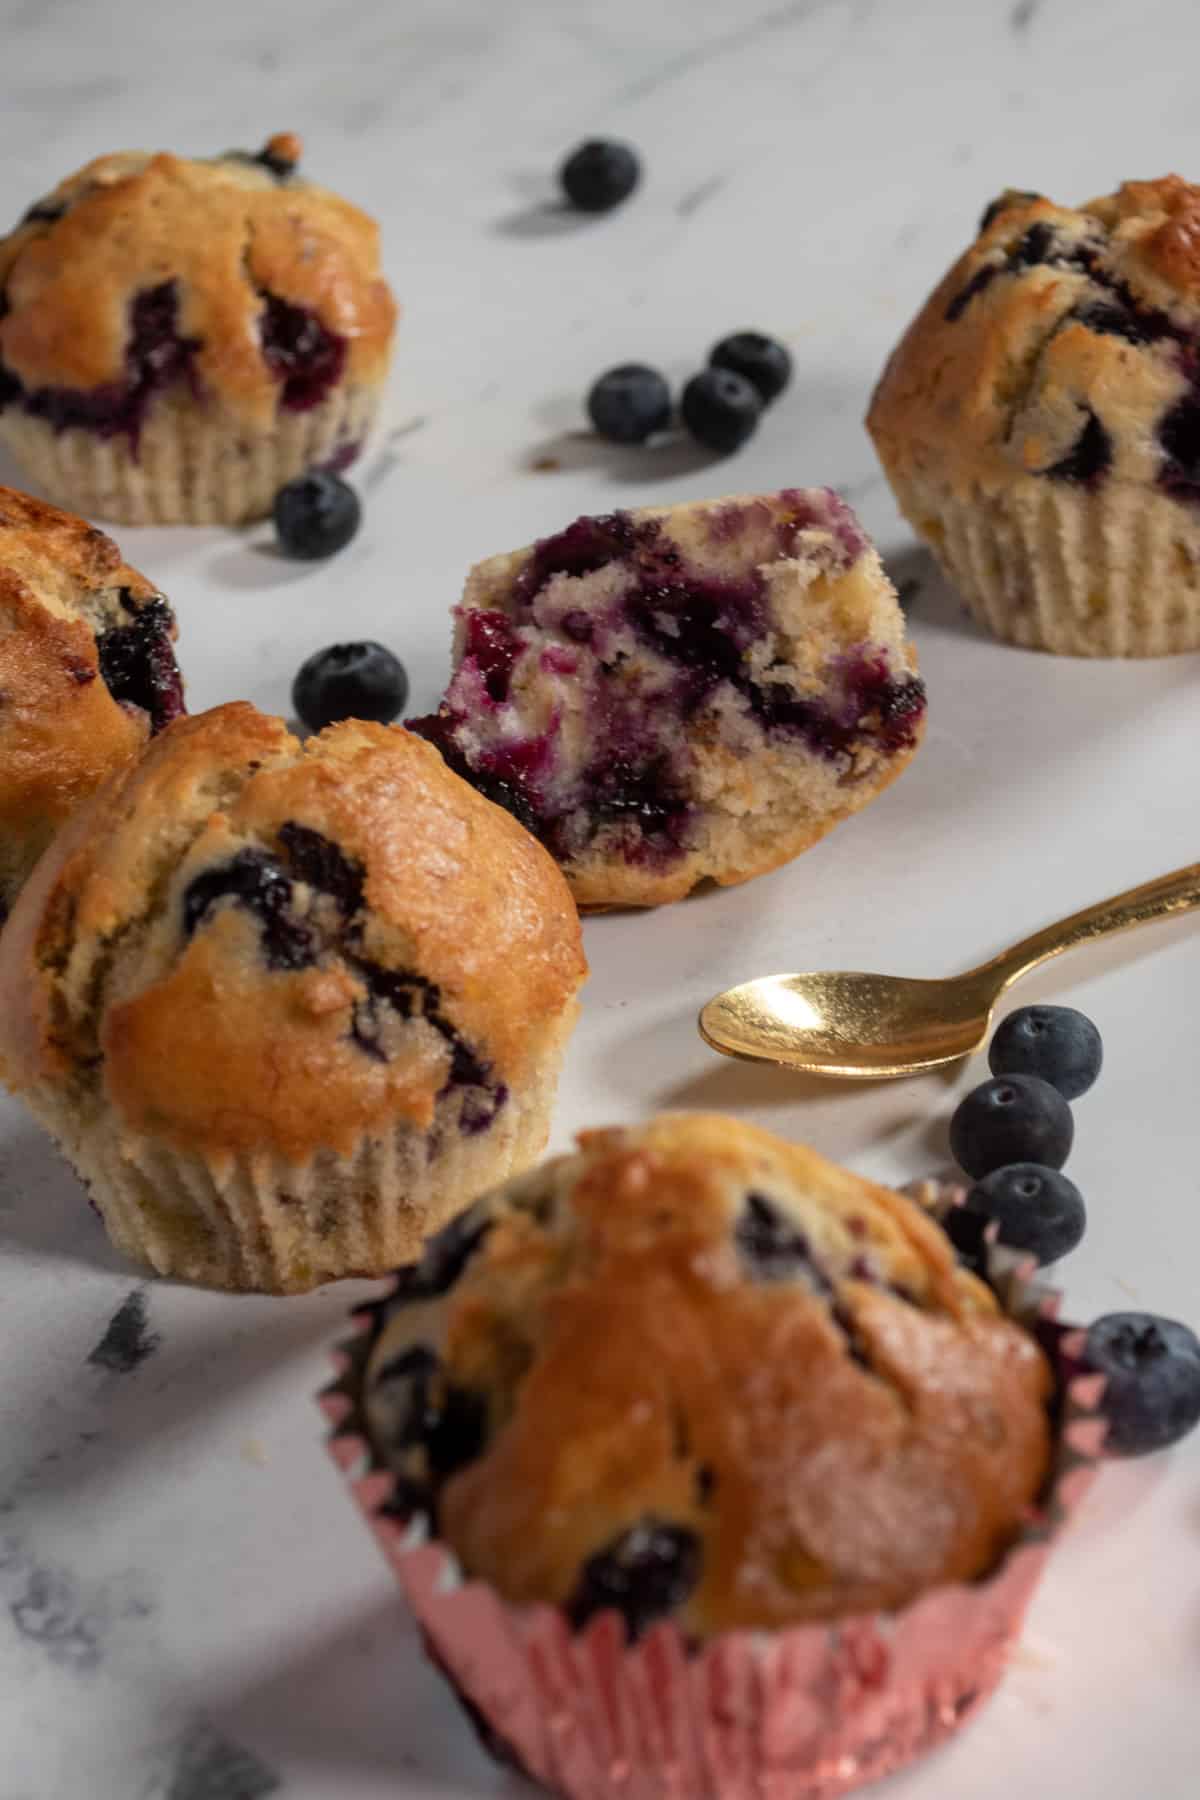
{"left": 318, "top": 1216, "right": 1105, "bottom": 1800}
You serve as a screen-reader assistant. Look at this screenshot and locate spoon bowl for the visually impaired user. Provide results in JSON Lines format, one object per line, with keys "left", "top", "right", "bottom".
{"left": 699, "top": 861, "right": 1200, "bottom": 1081}
{"left": 699, "top": 970, "right": 994, "bottom": 1078}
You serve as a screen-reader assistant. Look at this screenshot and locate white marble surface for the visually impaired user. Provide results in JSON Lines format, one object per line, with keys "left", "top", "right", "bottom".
{"left": 2, "top": 0, "right": 1199, "bottom": 1795}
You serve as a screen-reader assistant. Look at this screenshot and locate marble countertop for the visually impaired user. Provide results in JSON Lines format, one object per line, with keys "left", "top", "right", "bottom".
{"left": 3, "top": 1, "right": 1199, "bottom": 1795}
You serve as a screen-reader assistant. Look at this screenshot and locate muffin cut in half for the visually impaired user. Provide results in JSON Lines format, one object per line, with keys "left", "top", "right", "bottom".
{"left": 0, "top": 134, "right": 396, "bottom": 524}
{"left": 870, "top": 176, "right": 1200, "bottom": 655}
{"left": 0, "top": 483, "right": 184, "bottom": 922}
{"left": 0, "top": 704, "right": 585, "bottom": 1293}
{"left": 409, "top": 490, "right": 926, "bottom": 908}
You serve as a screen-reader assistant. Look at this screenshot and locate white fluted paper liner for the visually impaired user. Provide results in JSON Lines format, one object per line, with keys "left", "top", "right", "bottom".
{"left": 0, "top": 381, "right": 381, "bottom": 526}
{"left": 319, "top": 1214, "right": 1105, "bottom": 1799}
{"left": 885, "top": 467, "right": 1200, "bottom": 657}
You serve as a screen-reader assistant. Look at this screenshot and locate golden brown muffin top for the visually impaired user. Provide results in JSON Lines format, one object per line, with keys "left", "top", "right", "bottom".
{"left": 867, "top": 177, "right": 1200, "bottom": 497}
{"left": 0, "top": 483, "right": 182, "bottom": 919}
{"left": 0, "top": 136, "right": 396, "bottom": 429}
{"left": 0, "top": 704, "right": 586, "bottom": 1164}
{"left": 363, "top": 1114, "right": 1053, "bottom": 1637}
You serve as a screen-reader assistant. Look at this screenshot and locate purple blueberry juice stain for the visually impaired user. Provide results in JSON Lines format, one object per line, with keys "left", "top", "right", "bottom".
{"left": 180, "top": 826, "right": 505, "bottom": 1130}
{"left": 96, "top": 594, "right": 185, "bottom": 733}
{"left": 565, "top": 1520, "right": 702, "bottom": 1641}
{"left": 259, "top": 292, "right": 346, "bottom": 412}
{"left": 86, "top": 1288, "right": 159, "bottom": 1373}
{"left": 1042, "top": 409, "right": 1112, "bottom": 487}
{"left": 0, "top": 281, "right": 200, "bottom": 454}
{"left": 462, "top": 609, "right": 523, "bottom": 702}
{"left": 317, "top": 436, "right": 363, "bottom": 474}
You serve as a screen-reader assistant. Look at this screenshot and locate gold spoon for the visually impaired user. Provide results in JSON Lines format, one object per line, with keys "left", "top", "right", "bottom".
{"left": 699, "top": 862, "right": 1200, "bottom": 1080}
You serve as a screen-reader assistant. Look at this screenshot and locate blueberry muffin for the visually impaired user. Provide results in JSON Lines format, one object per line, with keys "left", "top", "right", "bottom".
{"left": 409, "top": 491, "right": 925, "bottom": 908}
{"left": 0, "top": 135, "right": 396, "bottom": 524}
{"left": 0, "top": 483, "right": 183, "bottom": 923}
{"left": 869, "top": 177, "right": 1200, "bottom": 655}
{"left": 361, "top": 1114, "right": 1052, "bottom": 1633}
{"left": 0, "top": 704, "right": 585, "bottom": 1293}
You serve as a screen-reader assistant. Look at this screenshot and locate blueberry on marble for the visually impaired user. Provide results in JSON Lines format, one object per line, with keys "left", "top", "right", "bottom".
{"left": 989, "top": 1005, "right": 1102, "bottom": 1100}
{"left": 1085, "top": 1313, "right": 1200, "bottom": 1457}
{"left": 96, "top": 594, "right": 185, "bottom": 733}
{"left": 586, "top": 363, "right": 671, "bottom": 444}
{"left": 962, "top": 1164, "right": 1086, "bottom": 1265}
{"left": 680, "top": 368, "right": 762, "bottom": 454}
{"left": 566, "top": 1520, "right": 701, "bottom": 1639}
{"left": 274, "top": 472, "right": 361, "bottom": 560}
{"left": 949, "top": 1074, "right": 1073, "bottom": 1180}
{"left": 291, "top": 640, "right": 407, "bottom": 730}
{"left": 182, "top": 849, "right": 314, "bottom": 971}
{"left": 708, "top": 332, "right": 792, "bottom": 405}
{"left": 559, "top": 139, "right": 640, "bottom": 213}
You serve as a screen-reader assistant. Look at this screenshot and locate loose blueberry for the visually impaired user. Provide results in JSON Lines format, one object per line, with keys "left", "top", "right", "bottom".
{"left": 1084, "top": 1313, "right": 1200, "bottom": 1457}
{"left": 708, "top": 332, "right": 792, "bottom": 405}
{"left": 680, "top": 368, "right": 762, "bottom": 455}
{"left": 559, "top": 139, "right": 640, "bottom": 213}
{"left": 586, "top": 364, "right": 671, "bottom": 445}
{"left": 274, "top": 472, "right": 361, "bottom": 561}
{"left": 989, "top": 1005, "right": 1103, "bottom": 1101}
{"left": 949, "top": 1074, "right": 1073, "bottom": 1180}
{"left": 566, "top": 1520, "right": 701, "bottom": 1639}
{"left": 962, "top": 1164, "right": 1086, "bottom": 1265}
{"left": 291, "top": 640, "right": 408, "bottom": 731}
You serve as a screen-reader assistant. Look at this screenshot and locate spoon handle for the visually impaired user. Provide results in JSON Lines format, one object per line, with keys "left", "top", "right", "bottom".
{"left": 974, "top": 861, "right": 1200, "bottom": 995}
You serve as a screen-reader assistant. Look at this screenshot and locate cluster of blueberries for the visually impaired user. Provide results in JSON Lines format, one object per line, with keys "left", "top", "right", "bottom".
{"left": 266, "top": 136, "right": 786, "bottom": 561}
{"left": 587, "top": 334, "right": 791, "bottom": 457}
{"left": 946, "top": 1005, "right": 1200, "bottom": 1457}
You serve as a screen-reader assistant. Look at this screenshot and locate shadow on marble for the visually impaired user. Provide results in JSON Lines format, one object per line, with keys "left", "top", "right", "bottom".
{"left": 493, "top": 201, "right": 593, "bottom": 240}
{"left": 203, "top": 537, "right": 320, "bottom": 593}
{"left": 881, "top": 541, "right": 981, "bottom": 642}
{"left": 207, "top": 1595, "right": 522, "bottom": 1795}
{"left": 0, "top": 1120, "right": 132, "bottom": 1278}
{"left": 522, "top": 427, "right": 718, "bottom": 486}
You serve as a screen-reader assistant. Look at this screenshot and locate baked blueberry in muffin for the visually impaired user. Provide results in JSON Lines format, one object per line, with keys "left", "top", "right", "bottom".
{"left": 869, "top": 176, "right": 1200, "bottom": 654}
{"left": 409, "top": 491, "right": 925, "bottom": 907}
{"left": 0, "top": 704, "right": 584, "bottom": 1292}
{"left": 362, "top": 1114, "right": 1053, "bottom": 1634}
{"left": 0, "top": 483, "right": 183, "bottom": 921}
{"left": 0, "top": 135, "right": 395, "bottom": 524}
